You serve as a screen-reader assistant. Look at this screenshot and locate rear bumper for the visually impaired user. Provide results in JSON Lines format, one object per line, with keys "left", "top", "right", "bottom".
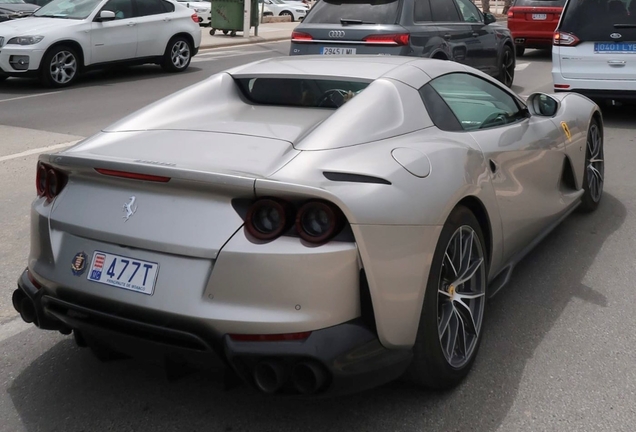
{"left": 552, "top": 71, "right": 636, "bottom": 100}
{"left": 14, "top": 268, "right": 412, "bottom": 396}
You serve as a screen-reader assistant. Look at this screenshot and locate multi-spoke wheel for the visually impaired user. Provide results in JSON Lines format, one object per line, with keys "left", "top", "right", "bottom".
{"left": 498, "top": 45, "right": 515, "bottom": 88}
{"left": 408, "top": 205, "right": 488, "bottom": 389}
{"left": 161, "top": 36, "right": 192, "bottom": 73}
{"left": 40, "top": 46, "right": 79, "bottom": 88}
{"left": 579, "top": 119, "right": 604, "bottom": 212}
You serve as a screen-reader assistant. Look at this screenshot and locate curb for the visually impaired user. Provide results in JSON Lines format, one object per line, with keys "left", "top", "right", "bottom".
{"left": 199, "top": 35, "right": 291, "bottom": 50}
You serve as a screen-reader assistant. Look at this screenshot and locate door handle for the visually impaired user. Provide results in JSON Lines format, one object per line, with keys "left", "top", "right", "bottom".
{"left": 443, "top": 33, "right": 451, "bottom": 40}
{"left": 608, "top": 60, "right": 626, "bottom": 67}
{"left": 127, "top": 21, "right": 136, "bottom": 26}
{"left": 163, "top": 17, "right": 171, "bottom": 21}
{"left": 472, "top": 32, "right": 479, "bottom": 37}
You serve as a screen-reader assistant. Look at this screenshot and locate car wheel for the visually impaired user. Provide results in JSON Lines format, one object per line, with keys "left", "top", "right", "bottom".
{"left": 407, "top": 205, "right": 488, "bottom": 389}
{"left": 39, "top": 45, "right": 80, "bottom": 88}
{"left": 498, "top": 44, "right": 515, "bottom": 88}
{"left": 210, "top": 28, "right": 216, "bottom": 35}
{"left": 280, "top": 10, "right": 294, "bottom": 21}
{"left": 161, "top": 36, "right": 192, "bottom": 73}
{"left": 579, "top": 119, "right": 604, "bottom": 212}
{"left": 516, "top": 46, "right": 525, "bottom": 57}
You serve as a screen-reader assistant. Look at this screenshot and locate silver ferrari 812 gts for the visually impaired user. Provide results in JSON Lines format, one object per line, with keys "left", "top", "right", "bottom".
{"left": 13, "top": 56, "right": 604, "bottom": 396}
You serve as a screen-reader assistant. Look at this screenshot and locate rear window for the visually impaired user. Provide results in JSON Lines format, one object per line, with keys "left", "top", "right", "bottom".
{"left": 513, "top": 0, "right": 565, "bottom": 6}
{"left": 303, "top": 0, "right": 401, "bottom": 24}
{"left": 235, "top": 78, "right": 370, "bottom": 108}
{"left": 560, "top": 0, "right": 636, "bottom": 41}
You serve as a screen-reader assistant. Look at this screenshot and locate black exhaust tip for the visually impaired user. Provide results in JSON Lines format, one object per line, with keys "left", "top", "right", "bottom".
{"left": 253, "top": 360, "right": 286, "bottom": 394}
{"left": 292, "top": 361, "right": 327, "bottom": 394}
{"left": 19, "top": 297, "right": 37, "bottom": 324}
{"left": 12, "top": 289, "right": 26, "bottom": 314}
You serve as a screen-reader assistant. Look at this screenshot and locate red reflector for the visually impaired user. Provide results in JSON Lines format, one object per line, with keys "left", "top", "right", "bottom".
{"left": 191, "top": 13, "right": 198, "bottom": 23}
{"left": 229, "top": 332, "right": 311, "bottom": 342}
{"left": 291, "top": 31, "right": 313, "bottom": 42}
{"left": 95, "top": 168, "right": 170, "bottom": 183}
{"left": 363, "top": 33, "right": 409, "bottom": 46}
{"left": 554, "top": 84, "right": 571, "bottom": 89}
{"left": 27, "top": 270, "right": 42, "bottom": 289}
{"left": 507, "top": 10, "right": 514, "bottom": 17}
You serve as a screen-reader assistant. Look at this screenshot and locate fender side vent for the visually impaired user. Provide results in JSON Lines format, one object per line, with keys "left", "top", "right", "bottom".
{"left": 323, "top": 172, "right": 391, "bottom": 185}
{"left": 560, "top": 157, "right": 578, "bottom": 192}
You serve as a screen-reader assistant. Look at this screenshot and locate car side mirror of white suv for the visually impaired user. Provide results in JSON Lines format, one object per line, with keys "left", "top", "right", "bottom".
{"left": 527, "top": 93, "right": 560, "bottom": 117}
{"left": 484, "top": 12, "right": 497, "bottom": 25}
{"left": 96, "top": 10, "right": 116, "bottom": 22}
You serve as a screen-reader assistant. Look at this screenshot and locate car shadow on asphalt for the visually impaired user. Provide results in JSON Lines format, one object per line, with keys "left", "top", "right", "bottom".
{"left": 7, "top": 193, "right": 625, "bottom": 432}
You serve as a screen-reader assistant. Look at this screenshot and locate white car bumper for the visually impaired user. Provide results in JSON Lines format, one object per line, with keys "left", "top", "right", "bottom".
{"left": 0, "top": 44, "right": 46, "bottom": 75}
{"left": 552, "top": 70, "right": 636, "bottom": 100}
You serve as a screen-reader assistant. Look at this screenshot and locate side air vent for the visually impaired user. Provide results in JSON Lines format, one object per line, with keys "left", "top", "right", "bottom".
{"left": 323, "top": 172, "right": 391, "bottom": 185}
{"left": 559, "top": 157, "right": 577, "bottom": 192}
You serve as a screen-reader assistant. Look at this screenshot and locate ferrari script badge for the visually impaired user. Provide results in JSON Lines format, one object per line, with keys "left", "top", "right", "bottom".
{"left": 123, "top": 196, "right": 137, "bottom": 221}
{"left": 71, "top": 252, "right": 88, "bottom": 276}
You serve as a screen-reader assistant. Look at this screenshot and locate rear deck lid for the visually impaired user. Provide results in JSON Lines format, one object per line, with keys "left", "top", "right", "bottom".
{"left": 557, "top": 0, "right": 636, "bottom": 80}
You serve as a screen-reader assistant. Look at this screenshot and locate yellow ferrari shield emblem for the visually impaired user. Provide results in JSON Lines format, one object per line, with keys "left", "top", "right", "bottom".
{"left": 561, "top": 121, "right": 572, "bottom": 142}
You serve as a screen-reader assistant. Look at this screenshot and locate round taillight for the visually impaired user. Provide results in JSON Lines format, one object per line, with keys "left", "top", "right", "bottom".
{"left": 245, "top": 199, "right": 291, "bottom": 240}
{"left": 45, "top": 168, "right": 60, "bottom": 200}
{"left": 36, "top": 163, "right": 47, "bottom": 197}
{"left": 296, "top": 201, "right": 343, "bottom": 244}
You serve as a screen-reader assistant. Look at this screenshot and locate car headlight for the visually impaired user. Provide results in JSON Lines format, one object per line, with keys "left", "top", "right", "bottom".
{"left": 7, "top": 36, "right": 44, "bottom": 45}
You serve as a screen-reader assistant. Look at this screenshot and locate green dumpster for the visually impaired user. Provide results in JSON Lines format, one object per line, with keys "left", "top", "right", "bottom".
{"left": 209, "top": 0, "right": 259, "bottom": 37}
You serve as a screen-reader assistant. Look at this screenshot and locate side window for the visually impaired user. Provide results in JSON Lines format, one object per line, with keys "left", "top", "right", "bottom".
{"left": 414, "top": 0, "right": 432, "bottom": 22}
{"left": 162, "top": 0, "right": 175, "bottom": 11}
{"left": 136, "top": 0, "right": 168, "bottom": 16}
{"left": 454, "top": 0, "right": 481, "bottom": 23}
{"left": 430, "top": 0, "right": 461, "bottom": 22}
{"left": 429, "top": 73, "right": 526, "bottom": 131}
{"left": 102, "top": 0, "right": 134, "bottom": 19}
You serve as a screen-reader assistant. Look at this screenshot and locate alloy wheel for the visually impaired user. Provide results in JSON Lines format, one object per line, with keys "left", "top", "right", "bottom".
{"left": 586, "top": 123, "right": 604, "bottom": 203}
{"left": 437, "top": 225, "right": 486, "bottom": 369}
{"left": 171, "top": 41, "right": 191, "bottom": 69}
{"left": 49, "top": 51, "right": 77, "bottom": 85}
{"left": 502, "top": 49, "right": 514, "bottom": 87}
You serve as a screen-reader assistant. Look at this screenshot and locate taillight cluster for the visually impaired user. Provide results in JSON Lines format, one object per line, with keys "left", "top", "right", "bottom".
{"left": 553, "top": 31, "right": 580, "bottom": 46}
{"left": 36, "top": 162, "right": 67, "bottom": 201}
{"left": 363, "top": 33, "right": 410, "bottom": 46}
{"left": 190, "top": 13, "right": 199, "bottom": 23}
{"left": 245, "top": 198, "right": 346, "bottom": 244}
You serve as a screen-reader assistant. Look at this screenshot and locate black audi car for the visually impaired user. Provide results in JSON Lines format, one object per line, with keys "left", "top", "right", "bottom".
{"left": 290, "top": 0, "right": 516, "bottom": 87}
{"left": 0, "top": 0, "right": 39, "bottom": 21}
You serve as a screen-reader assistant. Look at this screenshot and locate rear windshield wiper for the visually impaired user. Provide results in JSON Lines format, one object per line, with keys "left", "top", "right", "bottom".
{"left": 340, "top": 18, "right": 375, "bottom": 25}
{"left": 614, "top": 24, "right": 636, "bottom": 28}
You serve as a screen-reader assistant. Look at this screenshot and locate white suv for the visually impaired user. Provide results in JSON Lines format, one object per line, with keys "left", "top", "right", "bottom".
{"left": 552, "top": 0, "right": 636, "bottom": 102}
{"left": 0, "top": 0, "right": 202, "bottom": 87}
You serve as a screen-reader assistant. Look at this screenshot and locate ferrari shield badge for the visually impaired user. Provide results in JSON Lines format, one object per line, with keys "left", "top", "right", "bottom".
{"left": 71, "top": 252, "right": 88, "bottom": 276}
{"left": 561, "top": 121, "right": 572, "bottom": 142}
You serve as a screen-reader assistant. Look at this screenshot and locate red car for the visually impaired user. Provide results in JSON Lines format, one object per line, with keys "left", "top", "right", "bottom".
{"left": 507, "top": 0, "right": 566, "bottom": 56}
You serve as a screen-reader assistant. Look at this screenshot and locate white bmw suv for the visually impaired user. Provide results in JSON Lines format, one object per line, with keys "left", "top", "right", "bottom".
{"left": 552, "top": 0, "right": 636, "bottom": 103}
{"left": 0, "top": 0, "right": 202, "bottom": 87}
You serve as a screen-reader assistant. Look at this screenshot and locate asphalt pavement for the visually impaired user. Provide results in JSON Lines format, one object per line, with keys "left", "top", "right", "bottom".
{"left": 2, "top": 46, "right": 636, "bottom": 432}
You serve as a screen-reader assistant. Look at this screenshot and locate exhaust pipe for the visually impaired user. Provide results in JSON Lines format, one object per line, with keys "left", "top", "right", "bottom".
{"left": 19, "top": 297, "right": 37, "bottom": 324}
{"left": 292, "top": 361, "right": 327, "bottom": 394}
{"left": 12, "top": 289, "right": 26, "bottom": 314}
{"left": 253, "top": 360, "right": 286, "bottom": 393}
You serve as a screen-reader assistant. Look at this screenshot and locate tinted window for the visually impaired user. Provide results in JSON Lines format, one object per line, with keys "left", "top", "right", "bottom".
{"left": 162, "top": 0, "right": 174, "bottom": 11}
{"left": 33, "top": 0, "right": 102, "bottom": 19}
{"left": 235, "top": 78, "right": 370, "bottom": 108}
{"left": 430, "top": 0, "right": 460, "bottom": 21}
{"left": 136, "top": 0, "right": 167, "bottom": 15}
{"left": 303, "top": 0, "right": 401, "bottom": 24}
{"left": 413, "top": 0, "right": 432, "bottom": 21}
{"left": 513, "top": 0, "right": 565, "bottom": 6}
{"left": 102, "top": 0, "right": 133, "bottom": 18}
{"left": 429, "top": 73, "right": 526, "bottom": 131}
{"left": 560, "top": 0, "right": 636, "bottom": 41}
{"left": 419, "top": 84, "right": 462, "bottom": 132}
{"left": 455, "top": 0, "right": 481, "bottom": 22}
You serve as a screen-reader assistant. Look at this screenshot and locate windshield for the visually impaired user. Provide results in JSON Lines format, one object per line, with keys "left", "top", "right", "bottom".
{"left": 303, "top": 0, "right": 401, "bottom": 24}
{"left": 513, "top": 0, "right": 565, "bottom": 6}
{"left": 34, "top": 0, "right": 103, "bottom": 19}
{"left": 560, "top": 0, "right": 636, "bottom": 41}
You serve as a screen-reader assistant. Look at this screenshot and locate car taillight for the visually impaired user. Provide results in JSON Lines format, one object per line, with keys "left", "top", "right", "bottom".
{"left": 291, "top": 31, "right": 313, "bottom": 42}
{"left": 554, "top": 84, "right": 571, "bottom": 89}
{"left": 95, "top": 168, "right": 171, "bottom": 182}
{"left": 36, "top": 162, "right": 67, "bottom": 201}
{"left": 363, "top": 33, "right": 410, "bottom": 45}
{"left": 296, "top": 200, "right": 344, "bottom": 244}
{"left": 554, "top": 31, "right": 580, "bottom": 46}
{"left": 507, "top": 10, "right": 514, "bottom": 18}
{"left": 245, "top": 198, "right": 293, "bottom": 241}
{"left": 191, "top": 13, "right": 198, "bottom": 23}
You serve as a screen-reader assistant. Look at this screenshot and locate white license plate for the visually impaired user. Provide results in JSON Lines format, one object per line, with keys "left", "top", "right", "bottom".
{"left": 87, "top": 251, "right": 159, "bottom": 295}
{"left": 321, "top": 47, "right": 356, "bottom": 55}
{"left": 532, "top": 13, "right": 547, "bottom": 20}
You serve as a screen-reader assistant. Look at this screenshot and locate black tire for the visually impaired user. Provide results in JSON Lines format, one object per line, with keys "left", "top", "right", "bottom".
{"left": 407, "top": 205, "right": 489, "bottom": 390}
{"left": 498, "top": 44, "right": 515, "bottom": 88}
{"left": 161, "top": 36, "right": 192, "bottom": 73}
{"left": 280, "top": 10, "right": 294, "bottom": 21}
{"left": 579, "top": 119, "right": 604, "bottom": 212}
{"left": 516, "top": 46, "right": 525, "bottom": 57}
{"left": 210, "top": 28, "right": 216, "bottom": 35}
{"left": 39, "top": 45, "right": 80, "bottom": 88}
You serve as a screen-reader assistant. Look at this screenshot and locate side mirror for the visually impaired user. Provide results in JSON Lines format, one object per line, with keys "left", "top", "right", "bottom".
{"left": 527, "top": 93, "right": 560, "bottom": 117}
{"left": 96, "top": 10, "right": 116, "bottom": 21}
{"left": 484, "top": 12, "right": 497, "bottom": 25}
